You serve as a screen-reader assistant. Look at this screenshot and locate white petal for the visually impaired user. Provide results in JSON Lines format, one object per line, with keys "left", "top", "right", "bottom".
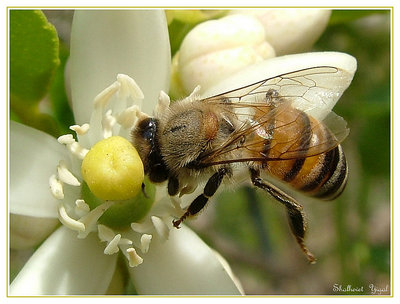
{"left": 10, "top": 121, "right": 69, "bottom": 218}
{"left": 10, "top": 214, "right": 59, "bottom": 250}
{"left": 70, "top": 10, "right": 171, "bottom": 126}
{"left": 9, "top": 226, "right": 117, "bottom": 295}
{"left": 127, "top": 224, "right": 243, "bottom": 295}
{"left": 202, "top": 52, "right": 357, "bottom": 120}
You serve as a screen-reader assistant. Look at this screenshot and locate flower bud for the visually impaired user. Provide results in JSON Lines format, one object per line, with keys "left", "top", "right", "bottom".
{"left": 230, "top": 9, "right": 331, "bottom": 55}
{"left": 176, "top": 14, "right": 275, "bottom": 94}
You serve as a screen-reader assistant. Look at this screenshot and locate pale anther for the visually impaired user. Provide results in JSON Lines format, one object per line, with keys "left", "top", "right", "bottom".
{"left": 104, "top": 234, "right": 121, "bottom": 255}
{"left": 94, "top": 81, "right": 121, "bottom": 109}
{"left": 58, "top": 204, "right": 85, "bottom": 232}
{"left": 49, "top": 174, "right": 64, "bottom": 199}
{"left": 58, "top": 134, "right": 89, "bottom": 159}
{"left": 154, "top": 90, "right": 171, "bottom": 117}
{"left": 57, "top": 160, "right": 80, "bottom": 186}
{"left": 140, "top": 234, "right": 152, "bottom": 253}
{"left": 151, "top": 216, "right": 169, "bottom": 240}
{"left": 117, "top": 74, "right": 144, "bottom": 100}
{"left": 127, "top": 248, "right": 143, "bottom": 267}
{"left": 70, "top": 123, "right": 90, "bottom": 135}
{"left": 187, "top": 85, "right": 201, "bottom": 101}
{"left": 57, "top": 134, "right": 75, "bottom": 145}
{"left": 117, "top": 105, "right": 140, "bottom": 129}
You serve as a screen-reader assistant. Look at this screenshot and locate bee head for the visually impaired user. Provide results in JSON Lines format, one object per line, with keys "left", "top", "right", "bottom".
{"left": 131, "top": 117, "right": 169, "bottom": 183}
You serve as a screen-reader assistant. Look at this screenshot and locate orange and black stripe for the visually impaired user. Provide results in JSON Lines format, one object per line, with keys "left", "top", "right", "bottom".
{"left": 262, "top": 107, "right": 348, "bottom": 201}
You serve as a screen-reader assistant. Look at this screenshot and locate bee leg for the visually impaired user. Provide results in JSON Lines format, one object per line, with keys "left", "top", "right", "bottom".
{"left": 168, "top": 176, "right": 179, "bottom": 196}
{"left": 173, "top": 167, "right": 230, "bottom": 228}
{"left": 250, "top": 168, "right": 316, "bottom": 264}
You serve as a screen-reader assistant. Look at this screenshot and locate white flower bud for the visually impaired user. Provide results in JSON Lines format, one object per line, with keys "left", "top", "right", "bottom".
{"left": 10, "top": 214, "right": 59, "bottom": 250}
{"left": 230, "top": 9, "right": 331, "bottom": 55}
{"left": 177, "top": 14, "right": 275, "bottom": 94}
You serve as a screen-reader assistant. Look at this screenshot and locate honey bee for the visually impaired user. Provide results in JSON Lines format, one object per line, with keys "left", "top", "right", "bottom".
{"left": 132, "top": 53, "right": 356, "bottom": 263}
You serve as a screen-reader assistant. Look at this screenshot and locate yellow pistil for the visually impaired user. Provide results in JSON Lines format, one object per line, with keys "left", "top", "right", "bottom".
{"left": 81, "top": 136, "right": 144, "bottom": 201}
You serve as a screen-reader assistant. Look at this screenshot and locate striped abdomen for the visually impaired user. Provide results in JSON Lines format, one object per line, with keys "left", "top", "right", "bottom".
{"left": 258, "top": 106, "right": 348, "bottom": 200}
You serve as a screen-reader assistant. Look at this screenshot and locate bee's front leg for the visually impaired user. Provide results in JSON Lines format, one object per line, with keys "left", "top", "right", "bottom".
{"left": 172, "top": 167, "right": 230, "bottom": 228}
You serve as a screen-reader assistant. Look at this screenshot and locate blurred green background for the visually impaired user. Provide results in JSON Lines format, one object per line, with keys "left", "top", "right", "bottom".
{"left": 10, "top": 9, "right": 391, "bottom": 295}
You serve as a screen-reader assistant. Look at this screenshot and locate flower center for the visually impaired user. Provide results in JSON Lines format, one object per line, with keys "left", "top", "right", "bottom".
{"left": 80, "top": 135, "right": 156, "bottom": 227}
{"left": 81, "top": 179, "right": 155, "bottom": 228}
{"left": 49, "top": 74, "right": 175, "bottom": 266}
{"left": 81, "top": 136, "right": 144, "bottom": 201}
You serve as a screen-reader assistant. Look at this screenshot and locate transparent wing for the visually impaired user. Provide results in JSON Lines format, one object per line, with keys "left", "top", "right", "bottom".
{"left": 201, "top": 52, "right": 356, "bottom": 120}
{"left": 203, "top": 66, "right": 348, "bottom": 118}
{"left": 195, "top": 66, "right": 351, "bottom": 166}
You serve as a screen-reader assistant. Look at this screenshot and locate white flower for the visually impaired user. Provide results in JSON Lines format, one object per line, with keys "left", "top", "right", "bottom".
{"left": 172, "top": 9, "right": 331, "bottom": 96}
{"left": 176, "top": 14, "right": 275, "bottom": 94}
{"left": 9, "top": 10, "right": 243, "bottom": 296}
{"left": 230, "top": 9, "right": 331, "bottom": 55}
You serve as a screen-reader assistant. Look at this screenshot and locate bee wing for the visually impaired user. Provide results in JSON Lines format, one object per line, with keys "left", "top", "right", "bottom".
{"left": 195, "top": 53, "right": 356, "bottom": 166}
{"left": 201, "top": 52, "right": 357, "bottom": 120}
{"left": 196, "top": 100, "right": 349, "bottom": 166}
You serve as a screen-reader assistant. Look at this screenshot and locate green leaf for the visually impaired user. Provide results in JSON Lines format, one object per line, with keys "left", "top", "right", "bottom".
{"left": 10, "top": 10, "right": 60, "bottom": 104}
{"left": 49, "top": 42, "right": 75, "bottom": 134}
{"left": 329, "top": 10, "right": 389, "bottom": 25}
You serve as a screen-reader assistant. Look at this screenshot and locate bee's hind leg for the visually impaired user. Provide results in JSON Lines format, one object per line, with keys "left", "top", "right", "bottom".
{"left": 172, "top": 167, "right": 230, "bottom": 228}
{"left": 249, "top": 168, "right": 316, "bottom": 264}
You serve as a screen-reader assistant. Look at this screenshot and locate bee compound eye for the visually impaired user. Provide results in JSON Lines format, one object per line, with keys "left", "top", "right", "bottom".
{"left": 138, "top": 118, "right": 157, "bottom": 142}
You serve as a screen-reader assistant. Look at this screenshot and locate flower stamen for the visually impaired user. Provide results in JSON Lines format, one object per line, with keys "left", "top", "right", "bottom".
{"left": 98, "top": 224, "right": 115, "bottom": 241}
{"left": 70, "top": 123, "right": 90, "bottom": 135}
{"left": 126, "top": 247, "right": 143, "bottom": 267}
{"left": 57, "top": 134, "right": 75, "bottom": 145}
{"left": 57, "top": 160, "right": 81, "bottom": 186}
{"left": 98, "top": 224, "right": 133, "bottom": 254}
{"left": 77, "top": 200, "right": 115, "bottom": 239}
{"left": 140, "top": 234, "right": 152, "bottom": 253}
{"left": 50, "top": 74, "right": 162, "bottom": 266}
{"left": 58, "top": 204, "right": 85, "bottom": 232}
{"left": 75, "top": 199, "right": 90, "bottom": 216}
{"left": 102, "top": 109, "right": 116, "bottom": 139}
{"left": 154, "top": 90, "right": 170, "bottom": 117}
{"left": 116, "top": 74, "right": 144, "bottom": 100}
{"left": 49, "top": 174, "right": 64, "bottom": 199}
{"left": 117, "top": 105, "right": 141, "bottom": 129}
{"left": 58, "top": 134, "right": 89, "bottom": 159}
{"left": 104, "top": 233, "right": 122, "bottom": 255}
{"left": 187, "top": 84, "right": 201, "bottom": 100}
{"left": 94, "top": 81, "right": 121, "bottom": 109}
{"left": 68, "top": 141, "right": 89, "bottom": 159}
